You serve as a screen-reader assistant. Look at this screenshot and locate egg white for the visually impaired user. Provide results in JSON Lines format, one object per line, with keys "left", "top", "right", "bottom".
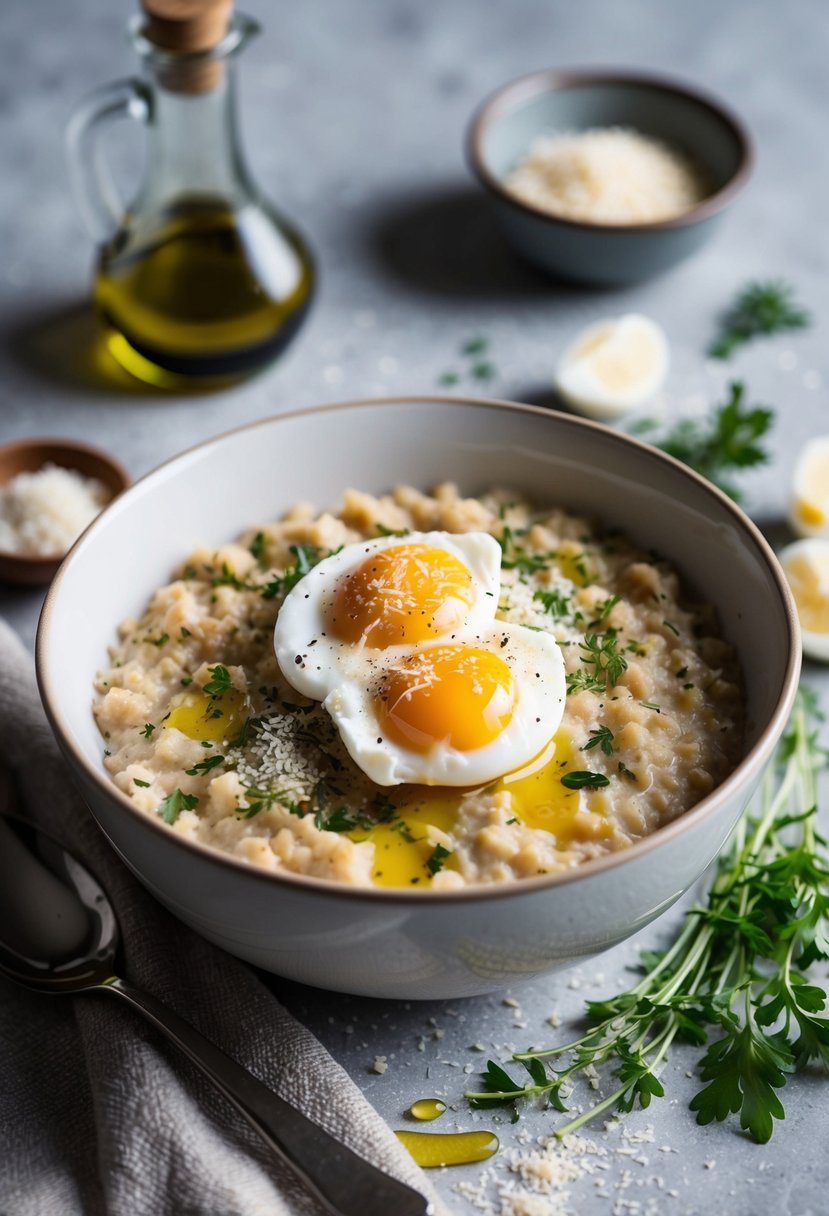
{"left": 324, "top": 623, "right": 566, "bottom": 787}
{"left": 274, "top": 531, "right": 503, "bottom": 701}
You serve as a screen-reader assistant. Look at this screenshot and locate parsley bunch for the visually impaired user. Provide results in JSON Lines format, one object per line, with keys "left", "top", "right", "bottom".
{"left": 709, "top": 279, "right": 810, "bottom": 360}
{"left": 466, "top": 691, "right": 829, "bottom": 1144}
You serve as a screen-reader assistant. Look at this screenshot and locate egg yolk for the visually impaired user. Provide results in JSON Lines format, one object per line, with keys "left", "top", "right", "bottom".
{"left": 376, "top": 645, "right": 516, "bottom": 752}
{"left": 328, "top": 544, "right": 475, "bottom": 648}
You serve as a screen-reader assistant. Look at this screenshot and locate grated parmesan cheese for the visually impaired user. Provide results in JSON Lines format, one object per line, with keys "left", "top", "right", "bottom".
{"left": 505, "top": 127, "right": 707, "bottom": 225}
{"left": 0, "top": 463, "right": 112, "bottom": 556}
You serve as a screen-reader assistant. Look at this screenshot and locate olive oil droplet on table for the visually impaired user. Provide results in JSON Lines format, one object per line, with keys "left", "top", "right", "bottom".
{"left": 408, "top": 1098, "right": 446, "bottom": 1122}
{"left": 394, "top": 1129, "right": 499, "bottom": 1168}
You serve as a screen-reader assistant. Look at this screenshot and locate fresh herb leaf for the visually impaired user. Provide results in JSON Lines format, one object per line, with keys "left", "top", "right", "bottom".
{"left": 203, "top": 664, "right": 232, "bottom": 698}
{"left": 467, "top": 689, "right": 829, "bottom": 1145}
{"left": 533, "top": 588, "right": 572, "bottom": 619}
{"left": 618, "top": 760, "right": 638, "bottom": 782}
{"left": 140, "top": 722, "right": 156, "bottom": 739}
{"left": 143, "top": 633, "right": 169, "bottom": 648}
{"left": 579, "top": 628, "right": 628, "bottom": 687}
{"left": 185, "top": 754, "right": 225, "bottom": 776}
{"left": 157, "top": 788, "right": 199, "bottom": 825}
{"left": 645, "top": 381, "right": 774, "bottom": 502}
{"left": 261, "top": 543, "right": 320, "bottom": 600}
{"left": 249, "top": 531, "right": 265, "bottom": 562}
{"left": 375, "top": 523, "right": 410, "bottom": 538}
{"left": 462, "top": 336, "right": 489, "bottom": 356}
{"left": 426, "top": 843, "right": 452, "bottom": 876}
{"left": 583, "top": 725, "right": 615, "bottom": 756}
{"left": 561, "top": 770, "right": 610, "bottom": 790}
{"left": 565, "top": 669, "right": 605, "bottom": 696}
{"left": 594, "top": 595, "right": 621, "bottom": 623}
{"left": 710, "top": 280, "right": 810, "bottom": 360}
{"left": 133, "top": 778, "right": 150, "bottom": 788}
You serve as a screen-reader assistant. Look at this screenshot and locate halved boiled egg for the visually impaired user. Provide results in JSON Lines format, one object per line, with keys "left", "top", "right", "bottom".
{"left": 274, "top": 532, "right": 566, "bottom": 786}
{"left": 554, "top": 313, "right": 669, "bottom": 421}
{"left": 779, "top": 538, "right": 829, "bottom": 662}
{"left": 789, "top": 436, "right": 829, "bottom": 539}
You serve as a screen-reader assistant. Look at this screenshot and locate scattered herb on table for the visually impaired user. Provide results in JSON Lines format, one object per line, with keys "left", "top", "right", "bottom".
{"left": 438, "top": 335, "right": 498, "bottom": 387}
{"left": 157, "top": 788, "right": 199, "bottom": 825}
{"left": 466, "top": 690, "right": 829, "bottom": 1144}
{"left": 709, "top": 280, "right": 810, "bottom": 360}
{"left": 637, "top": 381, "right": 773, "bottom": 502}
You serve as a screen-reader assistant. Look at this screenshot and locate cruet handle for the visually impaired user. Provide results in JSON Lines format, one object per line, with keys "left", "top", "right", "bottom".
{"left": 65, "top": 79, "right": 150, "bottom": 244}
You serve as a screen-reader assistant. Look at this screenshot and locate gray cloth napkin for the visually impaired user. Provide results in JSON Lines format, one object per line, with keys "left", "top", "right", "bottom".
{"left": 0, "top": 618, "right": 443, "bottom": 1216}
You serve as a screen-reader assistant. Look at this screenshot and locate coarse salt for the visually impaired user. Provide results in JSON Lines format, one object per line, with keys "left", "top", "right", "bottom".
{"left": 0, "top": 463, "right": 111, "bottom": 556}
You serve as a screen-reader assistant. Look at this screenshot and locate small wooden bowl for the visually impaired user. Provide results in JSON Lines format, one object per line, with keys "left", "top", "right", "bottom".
{"left": 0, "top": 439, "right": 130, "bottom": 587}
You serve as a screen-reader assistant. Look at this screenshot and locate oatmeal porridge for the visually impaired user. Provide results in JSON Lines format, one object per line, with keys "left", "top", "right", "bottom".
{"left": 94, "top": 484, "right": 743, "bottom": 890}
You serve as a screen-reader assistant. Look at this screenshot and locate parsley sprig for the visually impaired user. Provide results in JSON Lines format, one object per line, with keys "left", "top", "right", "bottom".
{"left": 641, "top": 381, "right": 773, "bottom": 502}
{"left": 709, "top": 279, "right": 810, "bottom": 360}
{"left": 466, "top": 691, "right": 829, "bottom": 1144}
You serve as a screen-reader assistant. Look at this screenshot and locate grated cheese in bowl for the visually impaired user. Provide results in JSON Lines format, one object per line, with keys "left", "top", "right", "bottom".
{"left": 0, "top": 463, "right": 113, "bottom": 557}
{"left": 505, "top": 126, "right": 707, "bottom": 226}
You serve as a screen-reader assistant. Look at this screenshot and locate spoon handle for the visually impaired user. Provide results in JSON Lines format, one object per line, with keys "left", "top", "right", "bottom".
{"left": 101, "top": 977, "right": 431, "bottom": 1216}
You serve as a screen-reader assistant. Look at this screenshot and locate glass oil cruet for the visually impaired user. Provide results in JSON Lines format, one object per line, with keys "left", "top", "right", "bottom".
{"left": 66, "top": 0, "right": 314, "bottom": 387}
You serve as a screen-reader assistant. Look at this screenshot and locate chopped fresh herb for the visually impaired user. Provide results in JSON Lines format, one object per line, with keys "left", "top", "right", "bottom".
{"left": 203, "top": 664, "right": 232, "bottom": 698}
{"left": 640, "top": 700, "right": 662, "bottom": 713}
{"left": 618, "top": 761, "right": 637, "bottom": 782}
{"left": 594, "top": 595, "right": 621, "bottom": 623}
{"left": 642, "top": 381, "right": 774, "bottom": 503}
{"left": 181, "top": 565, "right": 198, "bottom": 580}
{"left": 462, "top": 336, "right": 489, "bottom": 356}
{"left": 560, "top": 770, "right": 610, "bottom": 790}
{"left": 180, "top": 627, "right": 192, "bottom": 640}
{"left": 140, "top": 722, "right": 156, "bottom": 739}
{"left": 506, "top": 816, "right": 519, "bottom": 825}
{"left": 426, "top": 843, "right": 452, "bottom": 876}
{"left": 261, "top": 543, "right": 320, "bottom": 599}
{"left": 500, "top": 527, "right": 552, "bottom": 576}
{"left": 466, "top": 691, "right": 829, "bottom": 1145}
{"left": 675, "top": 666, "right": 689, "bottom": 679}
{"left": 227, "top": 717, "right": 255, "bottom": 749}
{"left": 683, "top": 682, "right": 696, "bottom": 690}
{"left": 185, "top": 754, "right": 225, "bottom": 776}
{"left": 180, "top": 676, "right": 193, "bottom": 687}
{"left": 249, "top": 531, "right": 265, "bottom": 562}
{"left": 533, "top": 588, "right": 571, "bottom": 619}
{"left": 438, "top": 370, "right": 460, "bottom": 386}
{"left": 579, "top": 629, "right": 628, "bottom": 687}
{"left": 211, "top": 562, "right": 252, "bottom": 591}
{"left": 663, "top": 620, "right": 680, "bottom": 637}
{"left": 709, "top": 279, "right": 810, "bottom": 360}
{"left": 143, "top": 633, "right": 169, "bottom": 648}
{"left": 472, "top": 360, "right": 496, "bottom": 381}
{"left": 566, "top": 669, "right": 605, "bottom": 696}
{"left": 318, "top": 806, "right": 363, "bottom": 833}
{"left": 375, "top": 523, "right": 410, "bottom": 538}
{"left": 133, "top": 778, "right": 150, "bottom": 788}
{"left": 157, "top": 788, "right": 199, "bottom": 825}
{"left": 582, "top": 725, "right": 615, "bottom": 757}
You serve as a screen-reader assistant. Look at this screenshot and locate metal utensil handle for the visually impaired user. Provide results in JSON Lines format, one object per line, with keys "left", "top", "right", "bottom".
{"left": 102, "top": 977, "right": 431, "bottom": 1216}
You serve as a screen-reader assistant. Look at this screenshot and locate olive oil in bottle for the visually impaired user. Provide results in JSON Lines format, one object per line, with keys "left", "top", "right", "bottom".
{"left": 68, "top": 0, "right": 314, "bottom": 387}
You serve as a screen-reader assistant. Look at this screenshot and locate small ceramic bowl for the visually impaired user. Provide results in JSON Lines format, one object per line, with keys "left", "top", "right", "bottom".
{"left": 467, "top": 69, "right": 753, "bottom": 285}
{"left": 0, "top": 439, "right": 130, "bottom": 587}
{"left": 37, "top": 398, "right": 798, "bottom": 999}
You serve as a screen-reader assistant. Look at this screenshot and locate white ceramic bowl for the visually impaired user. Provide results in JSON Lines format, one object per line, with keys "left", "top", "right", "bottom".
{"left": 37, "top": 398, "right": 799, "bottom": 999}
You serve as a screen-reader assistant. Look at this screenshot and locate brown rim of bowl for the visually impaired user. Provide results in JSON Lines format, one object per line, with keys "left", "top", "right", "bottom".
{"left": 0, "top": 437, "right": 131, "bottom": 567}
{"left": 37, "top": 395, "right": 799, "bottom": 906}
{"left": 467, "top": 67, "right": 755, "bottom": 234}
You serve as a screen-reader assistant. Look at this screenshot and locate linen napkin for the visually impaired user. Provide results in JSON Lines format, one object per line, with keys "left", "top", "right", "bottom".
{"left": 0, "top": 617, "right": 444, "bottom": 1216}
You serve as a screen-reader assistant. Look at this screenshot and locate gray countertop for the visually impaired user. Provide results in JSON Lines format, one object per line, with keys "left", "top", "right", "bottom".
{"left": 2, "top": 0, "right": 827, "bottom": 1211}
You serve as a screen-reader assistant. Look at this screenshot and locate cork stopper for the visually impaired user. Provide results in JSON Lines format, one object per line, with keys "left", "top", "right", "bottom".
{"left": 141, "top": 0, "right": 233, "bottom": 92}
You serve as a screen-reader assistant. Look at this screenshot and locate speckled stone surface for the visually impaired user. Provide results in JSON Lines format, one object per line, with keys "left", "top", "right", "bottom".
{"left": 1, "top": 0, "right": 827, "bottom": 1211}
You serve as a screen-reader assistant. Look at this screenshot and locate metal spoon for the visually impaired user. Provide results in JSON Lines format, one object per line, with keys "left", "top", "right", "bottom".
{"left": 0, "top": 815, "right": 431, "bottom": 1216}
